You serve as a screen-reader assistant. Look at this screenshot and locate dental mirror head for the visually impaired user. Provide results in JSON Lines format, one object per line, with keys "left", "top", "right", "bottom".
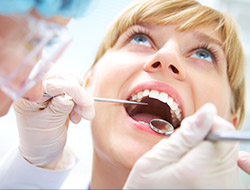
{"left": 149, "top": 119, "right": 174, "bottom": 136}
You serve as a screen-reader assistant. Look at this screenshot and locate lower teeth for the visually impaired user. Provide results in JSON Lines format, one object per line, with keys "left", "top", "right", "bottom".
{"left": 138, "top": 121, "right": 149, "bottom": 126}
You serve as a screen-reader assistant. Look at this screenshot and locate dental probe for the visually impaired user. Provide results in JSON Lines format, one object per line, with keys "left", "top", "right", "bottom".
{"left": 205, "top": 131, "right": 250, "bottom": 142}
{"left": 42, "top": 93, "right": 148, "bottom": 106}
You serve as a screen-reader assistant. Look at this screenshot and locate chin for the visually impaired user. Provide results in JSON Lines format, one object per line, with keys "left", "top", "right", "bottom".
{"left": 112, "top": 149, "right": 143, "bottom": 171}
{"left": 111, "top": 135, "right": 157, "bottom": 170}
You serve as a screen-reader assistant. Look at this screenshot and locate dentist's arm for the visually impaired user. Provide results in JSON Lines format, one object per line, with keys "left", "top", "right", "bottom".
{"left": 124, "top": 103, "right": 242, "bottom": 189}
{"left": 0, "top": 70, "right": 94, "bottom": 189}
{"left": 14, "top": 70, "right": 95, "bottom": 170}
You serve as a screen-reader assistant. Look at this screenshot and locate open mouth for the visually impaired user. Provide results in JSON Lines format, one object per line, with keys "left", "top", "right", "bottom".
{"left": 125, "top": 89, "right": 182, "bottom": 129}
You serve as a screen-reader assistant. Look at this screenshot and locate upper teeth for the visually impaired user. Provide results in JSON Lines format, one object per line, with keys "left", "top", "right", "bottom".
{"left": 130, "top": 89, "right": 182, "bottom": 122}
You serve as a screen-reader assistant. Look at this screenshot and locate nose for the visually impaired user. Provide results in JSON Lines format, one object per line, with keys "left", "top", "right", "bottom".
{"left": 144, "top": 40, "right": 186, "bottom": 80}
{"left": 22, "top": 81, "right": 43, "bottom": 101}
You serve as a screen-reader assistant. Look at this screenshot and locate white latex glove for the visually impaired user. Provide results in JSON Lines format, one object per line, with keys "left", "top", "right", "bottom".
{"left": 238, "top": 151, "right": 250, "bottom": 175}
{"left": 13, "top": 70, "right": 95, "bottom": 169}
{"left": 124, "top": 103, "right": 242, "bottom": 189}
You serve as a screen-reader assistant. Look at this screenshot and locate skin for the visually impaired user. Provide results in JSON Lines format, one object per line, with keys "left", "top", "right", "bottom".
{"left": 86, "top": 23, "right": 237, "bottom": 188}
{"left": 0, "top": 12, "right": 70, "bottom": 116}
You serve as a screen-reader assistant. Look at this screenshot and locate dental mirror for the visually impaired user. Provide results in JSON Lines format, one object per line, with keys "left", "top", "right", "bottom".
{"left": 149, "top": 118, "right": 250, "bottom": 142}
{"left": 149, "top": 119, "right": 174, "bottom": 135}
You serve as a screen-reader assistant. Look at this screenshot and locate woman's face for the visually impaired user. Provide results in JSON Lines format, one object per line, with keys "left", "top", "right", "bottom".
{"left": 88, "top": 23, "right": 234, "bottom": 169}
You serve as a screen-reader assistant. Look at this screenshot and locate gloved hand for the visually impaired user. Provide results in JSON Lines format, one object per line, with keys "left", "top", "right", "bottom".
{"left": 238, "top": 151, "right": 250, "bottom": 175}
{"left": 13, "top": 70, "right": 94, "bottom": 169}
{"left": 124, "top": 103, "right": 242, "bottom": 189}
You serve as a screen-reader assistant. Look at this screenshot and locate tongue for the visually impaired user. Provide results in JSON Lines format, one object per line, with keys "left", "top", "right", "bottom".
{"left": 132, "top": 113, "right": 160, "bottom": 124}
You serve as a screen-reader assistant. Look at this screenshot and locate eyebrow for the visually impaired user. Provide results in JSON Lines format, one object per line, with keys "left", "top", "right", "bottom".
{"left": 193, "top": 31, "right": 222, "bottom": 47}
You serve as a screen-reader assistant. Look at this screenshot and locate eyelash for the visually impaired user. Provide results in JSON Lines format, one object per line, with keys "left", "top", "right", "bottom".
{"left": 192, "top": 42, "right": 220, "bottom": 63}
{"left": 125, "top": 27, "right": 154, "bottom": 47}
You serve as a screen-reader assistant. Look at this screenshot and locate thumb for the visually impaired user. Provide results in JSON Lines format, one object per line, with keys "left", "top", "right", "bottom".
{"left": 48, "top": 94, "right": 75, "bottom": 116}
{"left": 13, "top": 97, "right": 47, "bottom": 113}
{"left": 144, "top": 103, "right": 217, "bottom": 163}
{"left": 238, "top": 151, "right": 250, "bottom": 175}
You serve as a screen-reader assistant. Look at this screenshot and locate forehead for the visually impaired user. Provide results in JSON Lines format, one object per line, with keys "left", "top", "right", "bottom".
{"left": 0, "top": 15, "right": 29, "bottom": 46}
{"left": 179, "top": 23, "right": 223, "bottom": 45}
{"left": 113, "top": 1, "right": 226, "bottom": 46}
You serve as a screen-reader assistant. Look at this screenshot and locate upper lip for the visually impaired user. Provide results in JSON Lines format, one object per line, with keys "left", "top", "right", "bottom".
{"left": 125, "top": 80, "right": 185, "bottom": 120}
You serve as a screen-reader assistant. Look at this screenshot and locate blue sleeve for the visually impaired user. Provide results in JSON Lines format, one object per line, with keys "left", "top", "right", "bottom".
{"left": 0, "top": 0, "right": 35, "bottom": 15}
{"left": 0, "top": 0, "right": 92, "bottom": 18}
{"left": 36, "top": 0, "right": 92, "bottom": 18}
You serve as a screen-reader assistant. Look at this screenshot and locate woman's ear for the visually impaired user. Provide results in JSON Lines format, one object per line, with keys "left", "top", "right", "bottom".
{"left": 229, "top": 112, "right": 238, "bottom": 128}
{"left": 229, "top": 95, "right": 238, "bottom": 128}
{"left": 232, "top": 116, "right": 238, "bottom": 128}
{"left": 83, "top": 71, "right": 94, "bottom": 92}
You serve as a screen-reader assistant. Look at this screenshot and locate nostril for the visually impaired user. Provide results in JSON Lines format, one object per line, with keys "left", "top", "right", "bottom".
{"left": 170, "top": 65, "right": 179, "bottom": 74}
{"left": 152, "top": 62, "right": 161, "bottom": 68}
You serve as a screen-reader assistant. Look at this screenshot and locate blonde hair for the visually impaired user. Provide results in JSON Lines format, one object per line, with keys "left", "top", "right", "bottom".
{"left": 90, "top": 0, "right": 246, "bottom": 128}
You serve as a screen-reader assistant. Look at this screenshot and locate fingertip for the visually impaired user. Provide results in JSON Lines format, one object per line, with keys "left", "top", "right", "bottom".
{"left": 70, "top": 111, "right": 82, "bottom": 124}
{"left": 83, "top": 108, "right": 95, "bottom": 120}
{"left": 197, "top": 103, "right": 217, "bottom": 117}
{"left": 80, "top": 91, "right": 94, "bottom": 107}
{"left": 80, "top": 106, "right": 95, "bottom": 120}
{"left": 237, "top": 151, "right": 250, "bottom": 174}
{"left": 194, "top": 103, "right": 217, "bottom": 126}
{"left": 73, "top": 105, "right": 95, "bottom": 120}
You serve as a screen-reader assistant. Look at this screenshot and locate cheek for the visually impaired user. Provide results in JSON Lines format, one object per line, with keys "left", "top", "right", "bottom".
{"left": 91, "top": 51, "right": 142, "bottom": 96}
{"left": 0, "top": 49, "right": 22, "bottom": 74}
{"left": 192, "top": 75, "right": 232, "bottom": 117}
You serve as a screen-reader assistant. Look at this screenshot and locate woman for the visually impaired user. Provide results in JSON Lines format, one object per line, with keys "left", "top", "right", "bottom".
{"left": 13, "top": 0, "right": 249, "bottom": 188}
{"left": 85, "top": 0, "right": 247, "bottom": 188}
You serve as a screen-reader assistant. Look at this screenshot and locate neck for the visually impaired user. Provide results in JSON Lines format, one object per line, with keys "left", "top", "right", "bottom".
{"left": 90, "top": 151, "right": 130, "bottom": 189}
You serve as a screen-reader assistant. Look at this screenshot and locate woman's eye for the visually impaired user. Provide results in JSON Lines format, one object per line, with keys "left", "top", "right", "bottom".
{"left": 130, "top": 34, "right": 151, "bottom": 47}
{"left": 190, "top": 49, "right": 213, "bottom": 63}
